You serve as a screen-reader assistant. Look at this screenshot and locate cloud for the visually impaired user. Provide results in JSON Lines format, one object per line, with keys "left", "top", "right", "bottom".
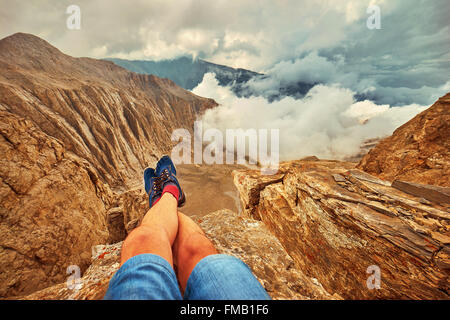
{"left": 263, "top": 52, "right": 341, "bottom": 84}
{"left": 0, "top": 1, "right": 445, "bottom": 64}
{"left": 243, "top": 48, "right": 448, "bottom": 106}
{"left": 1, "top": 0, "right": 448, "bottom": 105}
{"left": 194, "top": 73, "right": 427, "bottom": 160}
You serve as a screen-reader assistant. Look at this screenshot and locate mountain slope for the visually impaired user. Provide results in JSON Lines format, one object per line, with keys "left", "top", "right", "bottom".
{"left": 0, "top": 33, "right": 217, "bottom": 189}
{"left": 357, "top": 93, "right": 450, "bottom": 187}
{"left": 107, "top": 56, "right": 261, "bottom": 91}
{"left": 233, "top": 160, "right": 449, "bottom": 299}
{"left": 0, "top": 32, "right": 217, "bottom": 298}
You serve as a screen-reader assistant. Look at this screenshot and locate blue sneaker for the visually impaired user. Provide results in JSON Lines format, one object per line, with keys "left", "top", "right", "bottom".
{"left": 144, "top": 167, "right": 155, "bottom": 194}
{"left": 155, "top": 155, "right": 186, "bottom": 207}
{"left": 155, "top": 155, "right": 177, "bottom": 177}
{"left": 143, "top": 167, "right": 164, "bottom": 208}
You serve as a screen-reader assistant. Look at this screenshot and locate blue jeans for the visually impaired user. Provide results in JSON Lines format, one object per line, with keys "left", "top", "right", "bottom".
{"left": 104, "top": 253, "right": 271, "bottom": 300}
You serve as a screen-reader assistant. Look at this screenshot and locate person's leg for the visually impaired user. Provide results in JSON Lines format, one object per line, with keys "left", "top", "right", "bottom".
{"left": 172, "top": 212, "right": 271, "bottom": 300}
{"left": 120, "top": 192, "right": 178, "bottom": 267}
{"left": 172, "top": 212, "right": 217, "bottom": 293}
{"left": 105, "top": 156, "right": 189, "bottom": 300}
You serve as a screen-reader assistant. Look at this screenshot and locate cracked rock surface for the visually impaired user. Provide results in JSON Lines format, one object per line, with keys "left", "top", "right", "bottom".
{"left": 0, "top": 33, "right": 215, "bottom": 298}
{"left": 233, "top": 160, "right": 449, "bottom": 299}
{"left": 357, "top": 93, "right": 450, "bottom": 187}
{"left": 22, "top": 210, "right": 341, "bottom": 300}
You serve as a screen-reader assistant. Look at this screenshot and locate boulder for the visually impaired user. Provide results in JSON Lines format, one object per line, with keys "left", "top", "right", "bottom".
{"left": 0, "top": 111, "right": 111, "bottom": 298}
{"left": 121, "top": 187, "right": 148, "bottom": 233}
{"left": 233, "top": 160, "right": 450, "bottom": 299}
{"left": 193, "top": 209, "right": 338, "bottom": 300}
{"left": 357, "top": 93, "right": 450, "bottom": 187}
{"left": 106, "top": 207, "right": 127, "bottom": 244}
{"left": 21, "top": 209, "right": 339, "bottom": 300}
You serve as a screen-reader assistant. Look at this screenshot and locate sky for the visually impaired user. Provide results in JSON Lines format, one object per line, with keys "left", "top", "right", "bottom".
{"left": 1, "top": 0, "right": 448, "bottom": 105}
{"left": 1, "top": 0, "right": 449, "bottom": 160}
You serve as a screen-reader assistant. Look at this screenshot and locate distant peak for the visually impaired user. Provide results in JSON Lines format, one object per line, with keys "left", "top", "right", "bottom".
{"left": 1, "top": 32, "right": 49, "bottom": 44}
{"left": 0, "top": 32, "right": 68, "bottom": 71}
{"left": 0, "top": 32, "right": 61, "bottom": 53}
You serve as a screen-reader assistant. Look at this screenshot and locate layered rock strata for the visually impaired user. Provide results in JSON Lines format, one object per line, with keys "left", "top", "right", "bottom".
{"left": 233, "top": 160, "right": 450, "bottom": 299}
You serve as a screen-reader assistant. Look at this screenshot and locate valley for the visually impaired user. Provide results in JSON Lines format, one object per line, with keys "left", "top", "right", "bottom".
{"left": 0, "top": 32, "right": 448, "bottom": 300}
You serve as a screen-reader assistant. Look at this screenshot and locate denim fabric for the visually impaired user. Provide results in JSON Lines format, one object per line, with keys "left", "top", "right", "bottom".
{"left": 103, "top": 253, "right": 182, "bottom": 300}
{"left": 183, "top": 254, "right": 271, "bottom": 300}
{"left": 103, "top": 253, "right": 270, "bottom": 300}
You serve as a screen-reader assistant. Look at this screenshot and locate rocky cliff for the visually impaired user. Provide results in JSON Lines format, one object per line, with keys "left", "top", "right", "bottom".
{"left": 0, "top": 32, "right": 217, "bottom": 189}
{"left": 233, "top": 160, "right": 449, "bottom": 299}
{"left": 357, "top": 93, "right": 450, "bottom": 187}
{"left": 0, "top": 32, "right": 216, "bottom": 298}
{"left": 19, "top": 158, "right": 450, "bottom": 300}
{"left": 0, "top": 111, "right": 112, "bottom": 297}
{"left": 21, "top": 188, "right": 339, "bottom": 300}
{"left": 1, "top": 32, "right": 449, "bottom": 301}
{"left": 21, "top": 205, "right": 340, "bottom": 300}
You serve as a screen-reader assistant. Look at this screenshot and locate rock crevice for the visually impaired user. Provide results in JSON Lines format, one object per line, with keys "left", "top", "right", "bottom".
{"left": 233, "top": 160, "right": 449, "bottom": 299}
{"left": 0, "top": 33, "right": 215, "bottom": 298}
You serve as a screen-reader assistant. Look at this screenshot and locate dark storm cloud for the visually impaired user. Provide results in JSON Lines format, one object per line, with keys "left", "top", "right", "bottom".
{"left": 0, "top": 0, "right": 448, "bottom": 105}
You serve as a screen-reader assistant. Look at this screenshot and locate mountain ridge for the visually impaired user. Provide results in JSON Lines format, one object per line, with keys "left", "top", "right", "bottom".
{"left": 357, "top": 93, "right": 450, "bottom": 187}
{"left": 0, "top": 32, "right": 217, "bottom": 188}
{"left": 0, "top": 32, "right": 216, "bottom": 297}
{"left": 0, "top": 32, "right": 448, "bottom": 300}
{"left": 106, "top": 56, "right": 261, "bottom": 91}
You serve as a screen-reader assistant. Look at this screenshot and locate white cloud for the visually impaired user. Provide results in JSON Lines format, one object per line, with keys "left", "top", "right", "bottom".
{"left": 194, "top": 73, "right": 427, "bottom": 160}
{"left": 0, "top": 0, "right": 448, "bottom": 106}
{"left": 0, "top": 0, "right": 425, "bottom": 69}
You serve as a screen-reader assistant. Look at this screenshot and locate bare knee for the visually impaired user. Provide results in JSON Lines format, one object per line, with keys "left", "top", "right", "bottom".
{"left": 120, "top": 226, "right": 169, "bottom": 264}
{"left": 178, "top": 232, "right": 216, "bottom": 262}
{"left": 123, "top": 226, "right": 155, "bottom": 247}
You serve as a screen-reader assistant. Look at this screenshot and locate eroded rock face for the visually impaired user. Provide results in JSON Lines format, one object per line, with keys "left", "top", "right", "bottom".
{"left": 391, "top": 180, "right": 450, "bottom": 206}
{"left": 21, "top": 209, "right": 339, "bottom": 300}
{"left": 0, "top": 111, "right": 111, "bottom": 298}
{"left": 357, "top": 93, "right": 450, "bottom": 187}
{"left": 121, "top": 187, "right": 149, "bottom": 234}
{"left": 21, "top": 242, "right": 122, "bottom": 300}
{"left": 0, "top": 32, "right": 217, "bottom": 189}
{"left": 0, "top": 32, "right": 216, "bottom": 298}
{"left": 233, "top": 160, "right": 450, "bottom": 299}
{"left": 193, "top": 210, "right": 339, "bottom": 300}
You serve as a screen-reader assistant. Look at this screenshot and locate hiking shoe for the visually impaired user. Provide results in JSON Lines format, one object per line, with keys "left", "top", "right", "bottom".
{"left": 155, "top": 155, "right": 177, "bottom": 177}
{"left": 144, "top": 167, "right": 164, "bottom": 208}
{"left": 155, "top": 155, "right": 186, "bottom": 207}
